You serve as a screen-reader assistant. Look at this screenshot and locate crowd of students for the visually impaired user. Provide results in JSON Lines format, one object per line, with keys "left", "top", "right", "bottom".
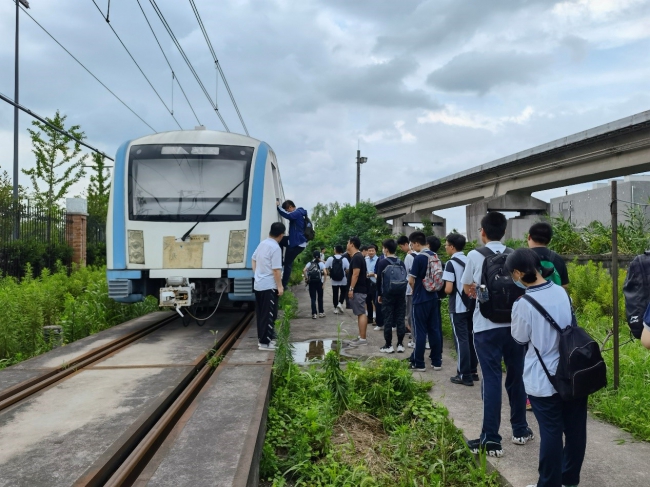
{"left": 253, "top": 199, "right": 608, "bottom": 487}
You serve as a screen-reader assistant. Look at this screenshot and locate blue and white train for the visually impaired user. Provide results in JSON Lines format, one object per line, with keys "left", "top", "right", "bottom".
{"left": 106, "top": 128, "right": 284, "bottom": 314}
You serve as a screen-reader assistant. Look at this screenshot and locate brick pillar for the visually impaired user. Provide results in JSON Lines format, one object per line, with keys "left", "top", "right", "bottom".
{"left": 66, "top": 198, "right": 88, "bottom": 266}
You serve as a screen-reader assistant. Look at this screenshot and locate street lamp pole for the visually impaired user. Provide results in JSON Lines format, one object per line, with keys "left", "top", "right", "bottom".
{"left": 13, "top": 0, "right": 29, "bottom": 240}
{"left": 356, "top": 149, "right": 367, "bottom": 205}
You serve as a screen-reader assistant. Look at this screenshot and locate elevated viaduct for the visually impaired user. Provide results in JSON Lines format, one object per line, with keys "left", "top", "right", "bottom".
{"left": 375, "top": 110, "right": 650, "bottom": 241}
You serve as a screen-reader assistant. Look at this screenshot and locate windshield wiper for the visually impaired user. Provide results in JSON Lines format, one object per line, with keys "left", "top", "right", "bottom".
{"left": 180, "top": 177, "right": 249, "bottom": 241}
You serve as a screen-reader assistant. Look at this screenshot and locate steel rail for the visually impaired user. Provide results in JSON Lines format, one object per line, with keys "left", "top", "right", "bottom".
{"left": 0, "top": 313, "right": 177, "bottom": 412}
{"left": 101, "top": 311, "right": 253, "bottom": 487}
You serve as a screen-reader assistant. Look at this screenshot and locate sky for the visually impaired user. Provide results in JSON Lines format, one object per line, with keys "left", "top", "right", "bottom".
{"left": 1, "top": 0, "right": 649, "bottom": 232}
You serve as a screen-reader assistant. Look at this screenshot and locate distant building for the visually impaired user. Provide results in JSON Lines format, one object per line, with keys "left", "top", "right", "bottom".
{"left": 550, "top": 176, "right": 650, "bottom": 228}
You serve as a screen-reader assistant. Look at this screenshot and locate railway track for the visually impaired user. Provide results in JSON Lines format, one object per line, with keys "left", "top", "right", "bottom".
{"left": 0, "top": 309, "right": 255, "bottom": 487}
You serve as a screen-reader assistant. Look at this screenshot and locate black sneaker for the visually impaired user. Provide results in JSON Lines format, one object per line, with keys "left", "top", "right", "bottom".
{"left": 409, "top": 363, "right": 426, "bottom": 372}
{"left": 472, "top": 373, "right": 480, "bottom": 382}
{"left": 450, "top": 374, "right": 474, "bottom": 386}
{"left": 467, "top": 438, "right": 503, "bottom": 457}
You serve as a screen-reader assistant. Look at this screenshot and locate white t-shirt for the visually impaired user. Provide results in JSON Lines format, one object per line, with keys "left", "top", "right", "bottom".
{"left": 404, "top": 251, "right": 417, "bottom": 296}
{"left": 252, "top": 238, "right": 282, "bottom": 291}
{"left": 511, "top": 281, "right": 573, "bottom": 397}
{"left": 324, "top": 255, "right": 349, "bottom": 286}
{"left": 443, "top": 252, "right": 468, "bottom": 314}
{"left": 304, "top": 261, "right": 326, "bottom": 283}
{"left": 460, "top": 241, "right": 507, "bottom": 333}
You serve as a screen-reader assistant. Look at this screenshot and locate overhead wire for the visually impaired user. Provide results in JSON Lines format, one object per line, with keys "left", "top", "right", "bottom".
{"left": 90, "top": 0, "right": 183, "bottom": 130}
{"left": 147, "top": 0, "right": 230, "bottom": 132}
{"left": 15, "top": 2, "right": 157, "bottom": 133}
{"left": 188, "top": 0, "right": 248, "bottom": 136}
{"left": 134, "top": 0, "right": 201, "bottom": 126}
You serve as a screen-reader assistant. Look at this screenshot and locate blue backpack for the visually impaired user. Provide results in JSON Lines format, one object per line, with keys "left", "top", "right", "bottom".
{"left": 381, "top": 257, "right": 408, "bottom": 297}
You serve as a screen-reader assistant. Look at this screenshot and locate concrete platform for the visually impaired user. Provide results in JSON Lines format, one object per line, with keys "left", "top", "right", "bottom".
{"left": 0, "top": 312, "right": 244, "bottom": 487}
{"left": 134, "top": 322, "right": 273, "bottom": 487}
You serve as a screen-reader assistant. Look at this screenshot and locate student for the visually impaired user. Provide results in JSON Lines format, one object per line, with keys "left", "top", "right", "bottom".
{"left": 527, "top": 222, "right": 569, "bottom": 288}
{"left": 376, "top": 238, "right": 407, "bottom": 353}
{"left": 251, "top": 222, "right": 285, "bottom": 350}
{"left": 397, "top": 235, "right": 415, "bottom": 345}
{"left": 460, "top": 211, "right": 532, "bottom": 458}
{"left": 324, "top": 245, "right": 349, "bottom": 314}
{"left": 320, "top": 246, "right": 327, "bottom": 262}
{"left": 346, "top": 237, "right": 369, "bottom": 347}
{"left": 303, "top": 250, "right": 327, "bottom": 319}
{"left": 276, "top": 199, "right": 308, "bottom": 288}
{"left": 426, "top": 235, "right": 443, "bottom": 351}
{"left": 341, "top": 249, "right": 353, "bottom": 309}
{"left": 361, "top": 245, "right": 369, "bottom": 258}
{"left": 365, "top": 244, "right": 379, "bottom": 327}
{"left": 443, "top": 233, "right": 478, "bottom": 386}
{"left": 407, "top": 231, "right": 442, "bottom": 371}
{"left": 507, "top": 248, "right": 586, "bottom": 487}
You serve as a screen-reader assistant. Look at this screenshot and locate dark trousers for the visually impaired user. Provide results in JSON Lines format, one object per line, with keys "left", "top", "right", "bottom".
{"left": 450, "top": 312, "right": 478, "bottom": 379}
{"left": 528, "top": 394, "right": 587, "bottom": 487}
{"left": 281, "top": 245, "right": 304, "bottom": 288}
{"left": 375, "top": 293, "right": 384, "bottom": 326}
{"left": 254, "top": 289, "right": 278, "bottom": 345}
{"left": 308, "top": 280, "right": 324, "bottom": 315}
{"left": 409, "top": 298, "right": 442, "bottom": 368}
{"left": 366, "top": 288, "right": 376, "bottom": 322}
{"left": 382, "top": 294, "right": 406, "bottom": 347}
{"left": 332, "top": 285, "right": 346, "bottom": 308}
{"left": 473, "top": 326, "right": 528, "bottom": 443}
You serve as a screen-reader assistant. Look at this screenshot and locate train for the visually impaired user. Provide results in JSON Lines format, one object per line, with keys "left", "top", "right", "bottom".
{"left": 106, "top": 128, "right": 285, "bottom": 316}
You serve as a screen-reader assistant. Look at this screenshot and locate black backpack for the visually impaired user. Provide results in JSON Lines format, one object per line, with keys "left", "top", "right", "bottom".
{"left": 307, "top": 261, "right": 322, "bottom": 283}
{"left": 623, "top": 251, "right": 650, "bottom": 339}
{"left": 450, "top": 257, "right": 476, "bottom": 313}
{"left": 522, "top": 294, "right": 607, "bottom": 401}
{"left": 303, "top": 213, "right": 315, "bottom": 241}
{"left": 478, "top": 247, "right": 524, "bottom": 323}
{"left": 330, "top": 256, "right": 345, "bottom": 281}
{"left": 381, "top": 257, "right": 408, "bottom": 297}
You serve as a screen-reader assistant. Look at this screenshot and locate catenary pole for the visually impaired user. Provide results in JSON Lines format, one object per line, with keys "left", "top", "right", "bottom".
{"left": 356, "top": 149, "right": 360, "bottom": 204}
{"left": 611, "top": 180, "right": 620, "bottom": 390}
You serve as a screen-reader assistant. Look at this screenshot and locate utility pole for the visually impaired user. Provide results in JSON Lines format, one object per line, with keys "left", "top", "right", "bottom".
{"left": 355, "top": 149, "right": 367, "bottom": 204}
{"left": 13, "top": 0, "right": 30, "bottom": 240}
{"left": 611, "top": 180, "right": 620, "bottom": 389}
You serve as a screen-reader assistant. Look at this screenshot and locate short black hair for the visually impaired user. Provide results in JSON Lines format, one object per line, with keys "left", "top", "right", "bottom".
{"left": 348, "top": 236, "right": 361, "bottom": 250}
{"left": 320, "top": 246, "right": 326, "bottom": 251}
{"left": 396, "top": 235, "right": 409, "bottom": 246}
{"left": 382, "top": 238, "right": 397, "bottom": 254}
{"left": 528, "top": 222, "right": 553, "bottom": 246}
{"left": 481, "top": 211, "right": 507, "bottom": 241}
{"left": 408, "top": 231, "right": 426, "bottom": 246}
{"left": 446, "top": 233, "right": 466, "bottom": 251}
{"left": 367, "top": 243, "right": 378, "bottom": 251}
{"left": 281, "top": 200, "right": 295, "bottom": 210}
{"left": 360, "top": 245, "right": 369, "bottom": 252}
{"left": 312, "top": 250, "right": 321, "bottom": 260}
{"left": 426, "top": 235, "right": 441, "bottom": 252}
{"left": 269, "top": 222, "right": 286, "bottom": 238}
{"left": 334, "top": 245, "right": 344, "bottom": 254}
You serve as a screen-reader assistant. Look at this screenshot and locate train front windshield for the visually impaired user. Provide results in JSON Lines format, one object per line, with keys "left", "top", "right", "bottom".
{"left": 128, "top": 144, "right": 254, "bottom": 222}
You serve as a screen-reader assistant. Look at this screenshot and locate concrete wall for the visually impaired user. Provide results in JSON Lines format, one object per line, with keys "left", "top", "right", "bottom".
{"left": 550, "top": 177, "right": 650, "bottom": 228}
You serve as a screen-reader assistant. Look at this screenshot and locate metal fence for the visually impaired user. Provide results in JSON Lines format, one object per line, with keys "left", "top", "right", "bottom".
{"left": 86, "top": 214, "right": 106, "bottom": 266}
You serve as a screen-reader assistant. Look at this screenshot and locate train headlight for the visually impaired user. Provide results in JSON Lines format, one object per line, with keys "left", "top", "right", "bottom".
{"left": 128, "top": 230, "right": 145, "bottom": 264}
{"left": 227, "top": 230, "right": 246, "bottom": 264}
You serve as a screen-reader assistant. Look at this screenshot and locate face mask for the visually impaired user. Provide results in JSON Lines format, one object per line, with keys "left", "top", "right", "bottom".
{"left": 514, "top": 279, "right": 527, "bottom": 290}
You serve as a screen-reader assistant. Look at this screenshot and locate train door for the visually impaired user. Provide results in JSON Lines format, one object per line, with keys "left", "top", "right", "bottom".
{"left": 270, "top": 151, "right": 284, "bottom": 221}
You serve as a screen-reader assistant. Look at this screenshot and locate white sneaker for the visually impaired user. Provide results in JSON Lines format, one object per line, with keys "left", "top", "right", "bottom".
{"left": 319, "top": 313, "right": 326, "bottom": 318}
{"left": 312, "top": 314, "right": 317, "bottom": 319}
{"left": 396, "top": 344, "right": 405, "bottom": 353}
{"left": 408, "top": 341, "right": 415, "bottom": 348}
{"left": 258, "top": 342, "right": 277, "bottom": 350}
{"left": 379, "top": 345, "right": 394, "bottom": 353}
{"left": 333, "top": 308, "right": 340, "bottom": 315}
{"left": 347, "top": 337, "right": 367, "bottom": 347}
{"left": 337, "top": 303, "right": 344, "bottom": 311}
{"left": 373, "top": 325, "right": 381, "bottom": 331}
{"left": 425, "top": 341, "right": 430, "bottom": 349}
{"left": 431, "top": 364, "right": 442, "bottom": 371}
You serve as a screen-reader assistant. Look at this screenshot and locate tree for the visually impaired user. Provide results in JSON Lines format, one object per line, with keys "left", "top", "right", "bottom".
{"left": 87, "top": 152, "right": 111, "bottom": 223}
{"left": 23, "top": 110, "right": 88, "bottom": 211}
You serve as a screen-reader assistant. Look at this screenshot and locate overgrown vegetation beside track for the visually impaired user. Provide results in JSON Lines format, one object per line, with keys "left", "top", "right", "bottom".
{"left": 0, "top": 265, "right": 159, "bottom": 368}
{"left": 261, "top": 292, "right": 499, "bottom": 486}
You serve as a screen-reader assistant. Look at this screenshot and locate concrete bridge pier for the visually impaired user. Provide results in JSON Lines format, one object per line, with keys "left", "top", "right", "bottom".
{"left": 466, "top": 193, "right": 549, "bottom": 243}
{"left": 392, "top": 210, "right": 447, "bottom": 238}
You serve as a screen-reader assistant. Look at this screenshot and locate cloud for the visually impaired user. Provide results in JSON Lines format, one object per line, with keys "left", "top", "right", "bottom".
{"left": 426, "top": 51, "right": 553, "bottom": 94}
{"left": 418, "top": 105, "right": 535, "bottom": 133}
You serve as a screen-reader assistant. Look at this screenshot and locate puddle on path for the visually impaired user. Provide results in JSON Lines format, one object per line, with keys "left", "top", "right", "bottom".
{"left": 291, "top": 339, "right": 346, "bottom": 364}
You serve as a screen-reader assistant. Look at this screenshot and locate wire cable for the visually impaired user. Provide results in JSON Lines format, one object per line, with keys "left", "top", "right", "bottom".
{"left": 147, "top": 0, "right": 229, "bottom": 132}
{"left": 90, "top": 0, "right": 183, "bottom": 130}
{"left": 15, "top": 3, "right": 157, "bottom": 133}
{"left": 188, "top": 0, "right": 248, "bottom": 135}
{"left": 135, "top": 0, "right": 201, "bottom": 126}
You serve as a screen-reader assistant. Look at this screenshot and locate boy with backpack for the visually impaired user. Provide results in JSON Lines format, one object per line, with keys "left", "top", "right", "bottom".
{"left": 527, "top": 222, "right": 569, "bottom": 288}
{"left": 623, "top": 250, "right": 650, "bottom": 349}
{"left": 303, "top": 250, "right": 327, "bottom": 319}
{"left": 325, "top": 245, "right": 350, "bottom": 314}
{"left": 277, "top": 199, "right": 314, "bottom": 288}
{"left": 397, "top": 235, "right": 415, "bottom": 344}
{"left": 407, "top": 231, "right": 444, "bottom": 371}
{"left": 375, "top": 238, "right": 407, "bottom": 353}
{"left": 443, "top": 232, "right": 478, "bottom": 387}
{"left": 460, "top": 211, "right": 532, "bottom": 458}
